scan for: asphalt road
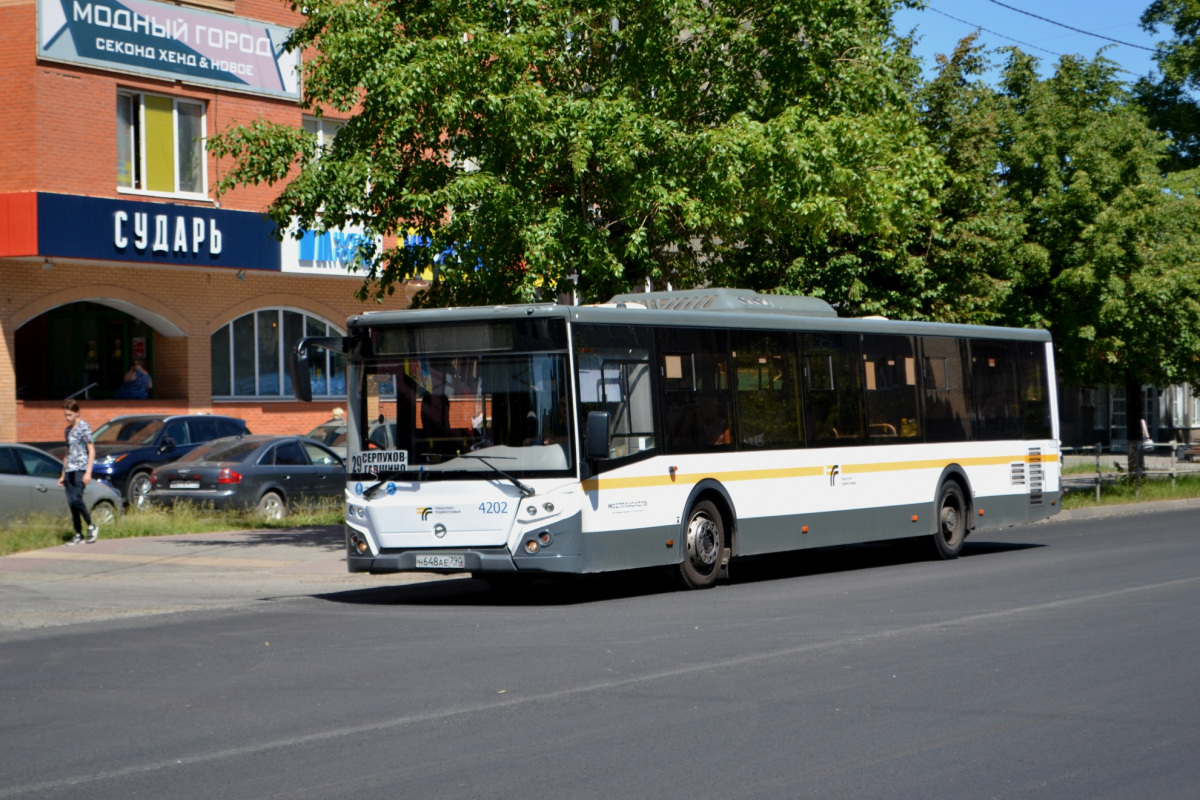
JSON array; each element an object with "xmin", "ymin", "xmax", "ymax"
[{"xmin": 2, "ymin": 507, "xmax": 1198, "ymax": 799}]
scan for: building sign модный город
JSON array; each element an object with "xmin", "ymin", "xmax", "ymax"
[{"xmin": 37, "ymin": 0, "xmax": 300, "ymax": 99}]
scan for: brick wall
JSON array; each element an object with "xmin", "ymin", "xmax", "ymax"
[
  {"xmin": 1, "ymin": 257, "xmax": 419, "ymax": 441},
  {"xmin": 0, "ymin": 0, "xmax": 339, "ymax": 211},
  {"xmin": 0, "ymin": 0, "xmax": 425, "ymax": 443},
  {"xmin": 153, "ymin": 333, "xmax": 190, "ymax": 400}
]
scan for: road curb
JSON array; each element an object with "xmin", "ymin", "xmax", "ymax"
[{"xmin": 1050, "ymin": 497, "xmax": 1200, "ymax": 523}]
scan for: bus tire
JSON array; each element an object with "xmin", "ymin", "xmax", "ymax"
[
  {"xmin": 674, "ymin": 500, "xmax": 724, "ymax": 589},
  {"xmin": 931, "ymin": 481, "xmax": 967, "ymax": 559}
]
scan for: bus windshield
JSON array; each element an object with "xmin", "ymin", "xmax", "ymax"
[{"xmin": 358, "ymin": 348, "xmax": 574, "ymax": 479}]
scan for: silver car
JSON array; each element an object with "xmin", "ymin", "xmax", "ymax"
[
  {"xmin": 0, "ymin": 443, "xmax": 123, "ymax": 526},
  {"xmin": 306, "ymin": 419, "xmax": 398, "ymax": 459}
]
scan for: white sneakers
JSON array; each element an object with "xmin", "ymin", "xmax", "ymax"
[{"xmin": 67, "ymin": 525, "xmax": 99, "ymax": 546}]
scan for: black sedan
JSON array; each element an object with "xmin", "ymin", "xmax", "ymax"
[{"xmin": 147, "ymin": 436, "xmax": 345, "ymax": 519}]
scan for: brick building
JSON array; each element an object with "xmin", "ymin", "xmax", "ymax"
[{"xmin": 0, "ymin": 0, "xmax": 417, "ymax": 444}]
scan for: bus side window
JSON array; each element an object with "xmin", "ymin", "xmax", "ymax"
[
  {"xmin": 731, "ymin": 331, "xmax": 802, "ymax": 449},
  {"xmin": 1017, "ymin": 342, "xmax": 1052, "ymax": 439},
  {"xmin": 802, "ymin": 333, "xmax": 865, "ymax": 447},
  {"xmin": 920, "ymin": 336, "xmax": 971, "ymax": 443},
  {"xmin": 861, "ymin": 334, "xmax": 920, "ymax": 441},
  {"xmin": 657, "ymin": 329, "xmax": 732, "ymax": 453},
  {"xmin": 970, "ymin": 339, "xmax": 1021, "ymax": 440},
  {"xmin": 573, "ymin": 324, "xmax": 657, "ymax": 468}
]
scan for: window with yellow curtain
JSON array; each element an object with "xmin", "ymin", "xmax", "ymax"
[{"xmin": 116, "ymin": 91, "xmax": 206, "ymax": 196}]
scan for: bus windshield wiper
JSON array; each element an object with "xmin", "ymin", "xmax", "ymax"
[
  {"xmin": 362, "ymin": 471, "xmax": 407, "ymax": 500},
  {"xmin": 456, "ymin": 455, "xmax": 535, "ymax": 497}
]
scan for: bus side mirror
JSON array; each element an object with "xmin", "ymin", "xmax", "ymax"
[
  {"xmin": 290, "ymin": 336, "xmax": 352, "ymax": 402},
  {"xmin": 290, "ymin": 340, "xmax": 314, "ymax": 402},
  {"xmin": 585, "ymin": 411, "xmax": 610, "ymax": 460}
]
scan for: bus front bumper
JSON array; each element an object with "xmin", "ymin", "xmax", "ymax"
[
  {"xmin": 350, "ymin": 547, "xmax": 517, "ymax": 575},
  {"xmin": 348, "ymin": 512, "xmax": 585, "ymax": 575}
]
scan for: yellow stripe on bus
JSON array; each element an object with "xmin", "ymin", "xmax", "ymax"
[
  {"xmin": 583, "ymin": 466, "xmax": 825, "ymax": 491},
  {"xmin": 581, "ymin": 452, "xmax": 1055, "ymax": 492}
]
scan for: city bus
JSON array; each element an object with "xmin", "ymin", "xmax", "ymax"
[{"xmin": 291, "ymin": 288, "xmax": 1060, "ymax": 589}]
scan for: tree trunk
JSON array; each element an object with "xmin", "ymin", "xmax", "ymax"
[{"xmin": 1125, "ymin": 374, "xmax": 1144, "ymax": 445}]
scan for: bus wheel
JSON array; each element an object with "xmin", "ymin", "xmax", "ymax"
[
  {"xmin": 675, "ymin": 500, "xmax": 724, "ymax": 589},
  {"xmin": 932, "ymin": 482, "xmax": 967, "ymax": 559}
]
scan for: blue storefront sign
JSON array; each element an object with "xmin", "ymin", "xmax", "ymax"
[{"xmin": 37, "ymin": 193, "xmax": 281, "ymax": 271}]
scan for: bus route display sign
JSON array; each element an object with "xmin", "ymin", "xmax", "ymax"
[{"xmin": 350, "ymin": 451, "xmax": 409, "ymax": 474}]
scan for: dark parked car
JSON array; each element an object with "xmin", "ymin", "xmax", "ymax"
[
  {"xmin": 0, "ymin": 443, "xmax": 123, "ymax": 526},
  {"xmin": 53, "ymin": 414, "xmax": 250, "ymax": 510},
  {"xmin": 147, "ymin": 435, "xmax": 345, "ymax": 520}
]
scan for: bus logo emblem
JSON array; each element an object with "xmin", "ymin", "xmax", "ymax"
[
  {"xmin": 433, "ymin": 524, "xmax": 447, "ymax": 538},
  {"xmin": 827, "ymin": 465, "xmax": 841, "ymax": 486},
  {"xmin": 419, "ymin": 507, "xmax": 433, "ymax": 520}
]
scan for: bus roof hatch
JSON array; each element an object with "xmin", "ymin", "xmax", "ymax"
[{"xmin": 604, "ymin": 288, "xmax": 837, "ymax": 318}]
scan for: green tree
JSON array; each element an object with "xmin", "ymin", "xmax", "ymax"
[
  {"xmin": 992, "ymin": 50, "xmax": 1200, "ymax": 440},
  {"xmin": 1135, "ymin": 0, "xmax": 1200, "ymax": 171},
  {"xmin": 210, "ymin": 0, "xmax": 942, "ymax": 308},
  {"xmin": 907, "ymin": 34, "xmax": 1029, "ymax": 325}
]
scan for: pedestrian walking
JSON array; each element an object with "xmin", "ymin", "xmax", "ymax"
[{"xmin": 59, "ymin": 398, "xmax": 99, "ymax": 545}]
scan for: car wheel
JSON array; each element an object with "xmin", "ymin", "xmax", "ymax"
[
  {"xmin": 90, "ymin": 500, "xmax": 118, "ymax": 526},
  {"xmin": 256, "ymin": 491, "xmax": 286, "ymax": 521},
  {"xmin": 127, "ymin": 472, "xmax": 152, "ymax": 511}
]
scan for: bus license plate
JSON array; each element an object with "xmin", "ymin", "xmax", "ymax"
[{"xmin": 415, "ymin": 554, "xmax": 465, "ymax": 569}]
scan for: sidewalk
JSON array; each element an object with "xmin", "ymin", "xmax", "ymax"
[
  {"xmin": 0, "ymin": 526, "xmax": 462, "ymax": 634},
  {"xmin": 2, "ymin": 498, "xmax": 1197, "ymax": 634}
]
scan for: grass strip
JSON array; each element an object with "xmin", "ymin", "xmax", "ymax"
[
  {"xmin": 0, "ymin": 498, "xmax": 344, "ymax": 556},
  {"xmin": 1061, "ymin": 473, "xmax": 1200, "ymax": 509}
]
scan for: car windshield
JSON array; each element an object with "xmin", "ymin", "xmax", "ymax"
[
  {"xmin": 93, "ymin": 418, "xmax": 163, "ymax": 445},
  {"xmin": 357, "ymin": 318, "xmax": 573, "ymax": 479},
  {"xmin": 177, "ymin": 439, "xmax": 260, "ymax": 463}
]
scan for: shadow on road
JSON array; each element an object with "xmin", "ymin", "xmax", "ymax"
[
  {"xmin": 156, "ymin": 525, "xmax": 345, "ymax": 551},
  {"xmin": 310, "ymin": 537, "xmax": 1045, "ymax": 608}
]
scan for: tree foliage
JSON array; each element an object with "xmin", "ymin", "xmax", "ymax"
[
  {"xmin": 988, "ymin": 50, "xmax": 1200, "ymax": 391},
  {"xmin": 910, "ymin": 38, "xmax": 1200, "ymax": 426},
  {"xmin": 1135, "ymin": 0, "xmax": 1200, "ymax": 170},
  {"xmin": 210, "ymin": 0, "xmax": 1200, "ymax": 429},
  {"xmin": 210, "ymin": 0, "xmax": 943, "ymax": 308}
]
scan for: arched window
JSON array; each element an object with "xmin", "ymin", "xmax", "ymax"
[{"xmin": 211, "ymin": 309, "xmax": 345, "ymax": 399}]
